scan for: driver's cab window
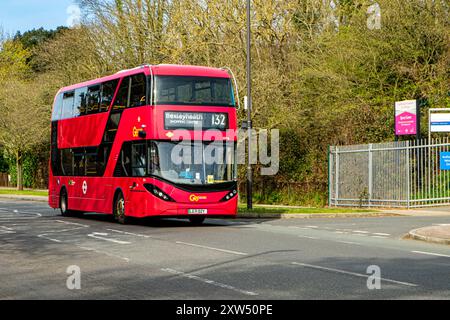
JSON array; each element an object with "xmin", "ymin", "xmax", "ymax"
[
  {"xmin": 148, "ymin": 142, "xmax": 160, "ymax": 176},
  {"xmin": 131, "ymin": 143, "xmax": 147, "ymax": 177}
]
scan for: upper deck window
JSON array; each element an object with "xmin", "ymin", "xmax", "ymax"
[
  {"xmin": 112, "ymin": 73, "xmax": 147, "ymax": 110},
  {"xmin": 51, "ymin": 93, "xmax": 63, "ymax": 121},
  {"xmin": 86, "ymin": 85, "xmax": 101, "ymax": 115},
  {"xmin": 155, "ymin": 76, "xmax": 234, "ymax": 107},
  {"xmin": 61, "ymin": 92, "xmax": 75, "ymax": 119}
]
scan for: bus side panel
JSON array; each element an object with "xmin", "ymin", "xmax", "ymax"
[
  {"xmin": 68, "ymin": 177, "xmax": 108, "ymax": 213},
  {"xmin": 48, "ymin": 175, "xmax": 59, "ymax": 209},
  {"xmin": 58, "ymin": 114, "xmax": 109, "ymax": 149},
  {"xmin": 126, "ymin": 190, "xmax": 149, "ymax": 218}
]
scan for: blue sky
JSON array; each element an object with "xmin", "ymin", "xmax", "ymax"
[{"xmin": 0, "ymin": 0, "xmax": 78, "ymax": 35}]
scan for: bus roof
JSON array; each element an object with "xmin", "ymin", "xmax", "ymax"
[{"xmin": 58, "ymin": 64, "xmax": 231, "ymax": 94}]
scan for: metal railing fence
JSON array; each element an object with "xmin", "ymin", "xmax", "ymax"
[{"xmin": 329, "ymin": 138, "xmax": 450, "ymax": 208}]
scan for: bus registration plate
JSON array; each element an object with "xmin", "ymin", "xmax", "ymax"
[{"xmin": 188, "ymin": 209, "xmax": 208, "ymax": 215}]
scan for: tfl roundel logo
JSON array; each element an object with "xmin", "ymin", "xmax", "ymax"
[{"xmin": 189, "ymin": 194, "xmax": 207, "ymax": 202}]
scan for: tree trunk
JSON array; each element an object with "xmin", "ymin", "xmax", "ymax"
[{"xmin": 16, "ymin": 150, "xmax": 23, "ymax": 191}]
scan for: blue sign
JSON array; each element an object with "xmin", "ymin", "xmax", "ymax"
[{"xmin": 440, "ymin": 152, "xmax": 450, "ymax": 170}]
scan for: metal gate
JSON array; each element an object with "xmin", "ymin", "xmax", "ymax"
[{"xmin": 329, "ymin": 138, "xmax": 450, "ymax": 208}]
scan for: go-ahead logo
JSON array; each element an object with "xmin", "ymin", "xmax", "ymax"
[{"xmin": 189, "ymin": 194, "xmax": 207, "ymax": 202}]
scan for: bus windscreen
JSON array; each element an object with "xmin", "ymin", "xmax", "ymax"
[{"xmin": 149, "ymin": 141, "xmax": 236, "ymax": 185}]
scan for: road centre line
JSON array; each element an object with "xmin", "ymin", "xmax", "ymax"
[
  {"xmin": 291, "ymin": 262, "xmax": 418, "ymax": 287},
  {"xmin": 161, "ymin": 268, "xmax": 258, "ymax": 296},
  {"xmin": 175, "ymin": 241, "xmax": 248, "ymax": 256}
]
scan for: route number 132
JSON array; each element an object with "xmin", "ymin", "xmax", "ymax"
[{"xmin": 212, "ymin": 114, "xmax": 226, "ymax": 127}]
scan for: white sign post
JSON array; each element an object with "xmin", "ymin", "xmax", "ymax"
[{"xmin": 429, "ymin": 108, "xmax": 450, "ymax": 141}]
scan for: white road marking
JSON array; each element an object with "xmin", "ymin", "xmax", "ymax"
[
  {"xmin": 292, "ymin": 262, "xmax": 418, "ymax": 287},
  {"xmin": 161, "ymin": 268, "xmax": 258, "ymax": 296},
  {"xmin": 55, "ymin": 220, "xmax": 89, "ymax": 228},
  {"xmin": 175, "ymin": 241, "xmax": 247, "ymax": 256},
  {"xmin": 107, "ymin": 229, "xmax": 152, "ymax": 238},
  {"xmin": 371, "ymin": 236, "xmax": 388, "ymax": 239},
  {"xmin": 353, "ymin": 230, "xmax": 370, "ymax": 234},
  {"xmin": 336, "ymin": 240, "xmax": 362, "ymax": 245},
  {"xmin": 37, "ymin": 225, "xmax": 87, "ymax": 242},
  {"xmin": 0, "ymin": 209, "xmax": 42, "ymax": 220},
  {"xmin": 78, "ymin": 246, "xmax": 130, "ymax": 262},
  {"xmin": 306, "ymin": 226, "xmax": 318, "ymax": 229},
  {"xmin": 298, "ymin": 235, "xmax": 319, "ymax": 240},
  {"xmin": 14, "ymin": 211, "xmax": 42, "ymax": 217},
  {"xmin": 0, "ymin": 227, "xmax": 15, "ymax": 234},
  {"xmin": 373, "ymin": 233, "xmax": 391, "ymax": 236},
  {"xmin": 334, "ymin": 231, "xmax": 346, "ymax": 234},
  {"xmin": 37, "ymin": 235, "xmax": 62, "ymax": 243},
  {"xmin": 87, "ymin": 232, "xmax": 131, "ymax": 245},
  {"xmin": 0, "ymin": 217, "xmax": 39, "ymax": 220},
  {"xmin": 412, "ymin": 251, "xmax": 450, "ymax": 258}
]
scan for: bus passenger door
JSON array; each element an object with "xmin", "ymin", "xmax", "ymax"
[{"xmin": 126, "ymin": 142, "xmax": 148, "ymax": 217}]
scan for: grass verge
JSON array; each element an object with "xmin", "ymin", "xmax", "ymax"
[{"xmin": 0, "ymin": 189, "xmax": 48, "ymax": 197}]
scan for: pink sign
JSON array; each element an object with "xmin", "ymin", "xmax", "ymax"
[
  {"xmin": 395, "ymin": 100, "xmax": 417, "ymax": 136},
  {"xmin": 395, "ymin": 112, "xmax": 417, "ymax": 135}
]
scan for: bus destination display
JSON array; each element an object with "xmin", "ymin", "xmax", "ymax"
[{"xmin": 164, "ymin": 112, "xmax": 228, "ymax": 130}]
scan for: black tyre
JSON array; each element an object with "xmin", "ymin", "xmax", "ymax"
[
  {"xmin": 189, "ymin": 216, "xmax": 206, "ymax": 225},
  {"xmin": 113, "ymin": 192, "xmax": 128, "ymax": 225},
  {"xmin": 60, "ymin": 189, "xmax": 74, "ymax": 217}
]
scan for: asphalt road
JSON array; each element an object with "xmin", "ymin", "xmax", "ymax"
[{"xmin": 1, "ymin": 199, "xmax": 450, "ymax": 300}]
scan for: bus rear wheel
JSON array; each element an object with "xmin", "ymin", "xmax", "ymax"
[
  {"xmin": 114, "ymin": 192, "xmax": 128, "ymax": 225},
  {"xmin": 189, "ymin": 216, "xmax": 206, "ymax": 226}
]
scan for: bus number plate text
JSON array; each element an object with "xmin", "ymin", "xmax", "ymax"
[{"xmin": 188, "ymin": 209, "xmax": 208, "ymax": 215}]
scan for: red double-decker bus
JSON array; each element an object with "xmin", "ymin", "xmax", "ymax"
[{"xmin": 48, "ymin": 65, "xmax": 238, "ymax": 225}]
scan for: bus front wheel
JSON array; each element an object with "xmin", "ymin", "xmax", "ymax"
[{"xmin": 114, "ymin": 192, "xmax": 129, "ymax": 225}]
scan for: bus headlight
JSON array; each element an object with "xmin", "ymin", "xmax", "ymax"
[{"xmin": 144, "ymin": 184, "xmax": 175, "ymax": 202}]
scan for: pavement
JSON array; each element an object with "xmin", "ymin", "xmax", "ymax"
[
  {"xmin": 408, "ymin": 225, "xmax": 450, "ymax": 245},
  {"xmin": 1, "ymin": 199, "xmax": 450, "ymax": 299}
]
